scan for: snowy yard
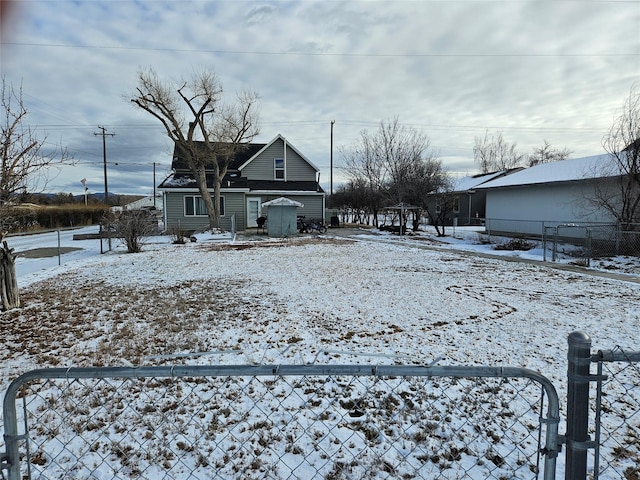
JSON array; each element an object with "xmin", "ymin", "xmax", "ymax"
[{"xmin": 1, "ymin": 226, "xmax": 639, "ymax": 478}]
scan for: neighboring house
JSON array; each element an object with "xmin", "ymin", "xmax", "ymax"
[
  {"xmin": 158, "ymin": 134, "xmax": 325, "ymax": 232},
  {"xmin": 110, "ymin": 194, "xmax": 163, "ymax": 214},
  {"xmin": 475, "ymin": 154, "xmax": 622, "ymax": 237},
  {"xmin": 124, "ymin": 194, "xmax": 163, "ymax": 212},
  {"xmin": 426, "ymin": 170, "xmax": 518, "ymax": 226}
]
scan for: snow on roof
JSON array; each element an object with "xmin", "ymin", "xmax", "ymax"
[
  {"xmin": 262, "ymin": 197, "xmax": 304, "ymax": 208},
  {"xmin": 476, "ymin": 154, "xmax": 620, "ymax": 189},
  {"xmin": 452, "ymin": 171, "xmax": 512, "ymax": 192},
  {"xmin": 158, "ymin": 173, "xmax": 195, "ymax": 188}
]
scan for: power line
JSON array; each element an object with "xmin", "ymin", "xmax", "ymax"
[
  {"xmin": 4, "ymin": 42, "xmax": 638, "ymax": 58},
  {"xmin": 31, "ymin": 123, "xmax": 161, "ymax": 129}
]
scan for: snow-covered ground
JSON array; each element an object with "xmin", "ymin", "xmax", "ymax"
[{"xmin": 1, "ymin": 225, "xmax": 639, "ymax": 478}]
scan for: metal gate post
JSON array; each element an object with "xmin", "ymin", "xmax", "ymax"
[
  {"xmin": 565, "ymin": 331, "xmax": 592, "ymax": 480},
  {"xmin": 2, "ymin": 396, "xmax": 21, "ymax": 480}
]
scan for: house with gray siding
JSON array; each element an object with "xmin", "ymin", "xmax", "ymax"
[
  {"xmin": 424, "ymin": 170, "xmax": 519, "ymax": 227},
  {"xmin": 476, "ymin": 154, "xmax": 624, "ymax": 237},
  {"xmin": 158, "ymin": 134, "xmax": 325, "ymax": 232}
]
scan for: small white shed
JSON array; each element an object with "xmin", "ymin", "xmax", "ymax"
[{"xmin": 262, "ymin": 197, "xmax": 303, "ymax": 237}]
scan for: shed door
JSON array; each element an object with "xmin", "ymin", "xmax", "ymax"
[{"xmin": 247, "ymin": 198, "xmax": 261, "ymax": 228}]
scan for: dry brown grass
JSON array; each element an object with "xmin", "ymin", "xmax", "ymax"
[{"xmin": 1, "ymin": 276, "xmax": 260, "ymax": 372}]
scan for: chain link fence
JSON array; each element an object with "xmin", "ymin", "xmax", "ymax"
[
  {"xmin": 2, "ymin": 365, "xmax": 560, "ymax": 480},
  {"xmin": 544, "ymin": 224, "xmax": 640, "ymax": 265},
  {"xmin": 591, "ymin": 347, "xmax": 640, "ymax": 480},
  {"xmin": 483, "ymin": 219, "xmax": 640, "ymax": 264}
]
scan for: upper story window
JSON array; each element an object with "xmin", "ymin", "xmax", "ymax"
[{"xmin": 274, "ymin": 158, "xmax": 285, "ymax": 180}]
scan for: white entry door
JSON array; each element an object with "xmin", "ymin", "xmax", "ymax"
[{"xmin": 247, "ymin": 198, "xmax": 261, "ymax": 227}]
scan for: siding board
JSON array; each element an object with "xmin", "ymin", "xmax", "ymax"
[{"xmin": 242, "ymin": 138, "xmax": 317, "ymax": 182}]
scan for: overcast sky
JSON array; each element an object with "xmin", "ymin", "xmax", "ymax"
[{"xmin": 1, "ymin": 0, "xmax": 639, "ymax": 197}]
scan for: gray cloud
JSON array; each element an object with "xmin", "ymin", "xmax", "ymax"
[{"xmin": 2, "ymin": 0, "xmax": 638, "ymax": 195}]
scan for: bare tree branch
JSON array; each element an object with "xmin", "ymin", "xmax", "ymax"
[
  {"xmin": 473, "ymin": 130, "xmax": 524, "ymax": 173},
  {"xmin": 130, "ymin": 68, "xmax": 259, "ymax": 229},
  {"xmin": 0, "ymin": 76, "xmax": 74, "ymax": 309},
  {"xmin": 528, "ymin": 140, "xmax": 572, "ymax": 167},
  {"xmin": 339, "ymin": 118, "xmax": 447, "ymax": 229},
  {"xmin": 1, "ymin": 77, "xmax": 72, "ymax": 206},
  {"xmin": 592, "ymin": 83, "xmax": 640, "ymax": 229}
]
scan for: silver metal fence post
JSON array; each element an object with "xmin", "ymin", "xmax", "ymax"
[
  {"xmin": 3, "ymin": 395, "xmax": 21, "ymax": 479},
  {"xmin": 566, "ymin": 331, "xmax": 592, "ymax": 480}
]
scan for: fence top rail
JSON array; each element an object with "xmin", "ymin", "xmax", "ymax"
[
  {"xmin": 2, "ymin": 363, "xmax": 562, "ymax": 477},
  {"xmin": 594, "ymin": 350, "xmax": 640, "ymax": 363},
  {"xmin": 4, "ymin": 363, "xmax": 559, "ymax": 412}
]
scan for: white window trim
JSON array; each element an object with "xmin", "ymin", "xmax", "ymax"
[{"xmin": 274, "ymin": 158, "xmax": 285, "ymax": 181}]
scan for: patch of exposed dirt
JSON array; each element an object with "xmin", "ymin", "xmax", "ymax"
[
  {"xmin": 203, "ymin": 237, "xmax": 354, "ymax": 251},
  {"xmin": 18, "ymin": 247, "xmax": 82, "ymax": 258}
]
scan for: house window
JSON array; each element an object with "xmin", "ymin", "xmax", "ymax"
[
  {"xmin": 184, "ymin": 195, "xmax": 225, "ymax": 216},
  {"xmin": 436, "ymin": 196, "xmax": 459, "ymax": 214},
  {"xmin": 274, "ymin": 158, "xmax": 284, "ymax": 180}
]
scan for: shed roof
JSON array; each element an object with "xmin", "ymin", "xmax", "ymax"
[{"xmin": 262, "ymin": 197, "xmax": 304, "ymax": 208}]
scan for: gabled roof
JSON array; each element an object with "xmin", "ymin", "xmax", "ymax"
[
  {"xmin": 170, "ymin": 134, "xmax": 320, "ymax": 173},
  {"xmin": 476, "ymin": 154, "xmax": 622, "ymax": 189},
  {"xmin": 171, "ymin": 142, "xmax": 266, "ymax": 171},
  {"xmin": 238, "ymin": 134, "xmax": 321, "ymax": 173},
  {"xmin": 262, "ymin": 197, "xmax": 304, "ymax": 208}
]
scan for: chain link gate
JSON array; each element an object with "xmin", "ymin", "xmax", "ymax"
[
  {"xmin": 564, "ymin": 333, "xmax": 640, "ymax": 480},
  {"xmin": 593, "ymin": 347, "xmax": 640, "ymax": 479},
  {"xmin": 2, "ymin": 364, "xmax": 560, "ymax": 479}
]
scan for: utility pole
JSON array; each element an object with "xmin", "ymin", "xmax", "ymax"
[
  {"xmin": 330, "ymin": 120, "xmax": 335, "ymax": 202},
  {"xmin": 153, "ymin": 162, "xmax": 157, "ymax": 208},
  {"xmin": 94, "ymin": 126, "xmax": 115, "ymax": 252},
  {"xmin": 94, "ymin": 126, "xmax": 115, "ymax": 205}
]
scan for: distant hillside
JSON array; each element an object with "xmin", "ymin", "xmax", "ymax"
[{"xmin": 29, "ymin": 193, "xmax": 145, "ymax": 206}]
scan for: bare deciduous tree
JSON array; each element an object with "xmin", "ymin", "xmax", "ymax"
[
  {"xmin": 424, "ymin": 182, "xmax": 456, "ymax": 237},
  {"xmin": 130, "ymin": 68, "xmax": 260, "ymax": 230},
  {"xmin": 473, "ymin": 130, "xmax": 524, "ymax": 173},
  {"xmin": 403, "ymin": 154, "xmax": 449, "ymax": 232},
  {"xmin": 528, "ymin": 140, "xmax": 572, "ymax": 167},
  {"xmin": 340, "ymin": 118, "xmax": 446, "ymax": 228},
  {"xmin": 1, "ymin": 76, "xmax": 71, "ymax": 221},
  {"xmin": 340, "ymin": 128, "xmax": 386, "ymax": 226},
  {"xmin": 1, "ymin": 76, "xmax": 72, "ymax": 310},
  {"xmin": 591, "ymin": 84, "xmax": 640, "ymax": 229}
]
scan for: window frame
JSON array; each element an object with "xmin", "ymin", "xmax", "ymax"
[
  {"xmin": 274, "ymin": 158, "xmax": 285, "ymax": 180},
  {"xmin": 452, "ymin": 195, "xmax": 460, "ymax": 213},
  {"xmin": 184, "ymin": 195, "xmax": 225, "ymax": 217}
]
